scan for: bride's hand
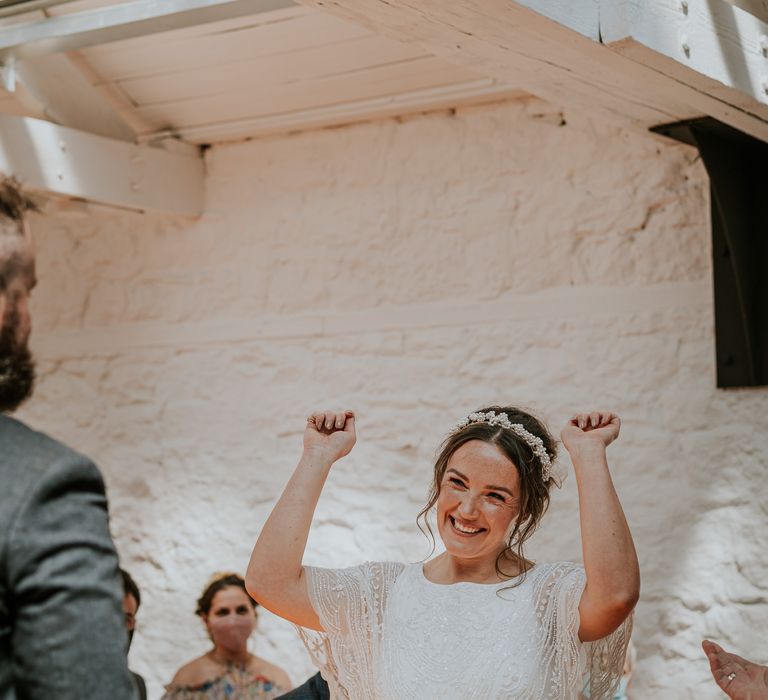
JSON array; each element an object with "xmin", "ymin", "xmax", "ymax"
[
  {"xmin": 304, "ymin": 410, "xmax": 356, "ymax": 463},
  {"xmin": 560, "ymin": 411, "xmax": 620, "ymax": 455}
]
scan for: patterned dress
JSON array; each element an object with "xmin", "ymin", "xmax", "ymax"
[
  {"xmin": 297, "ymin": 561, "xmax": 632, "ymax": 700},
  {"xmin": 162, "ymin": 665, "xmax": 286, "ymax": 700}
]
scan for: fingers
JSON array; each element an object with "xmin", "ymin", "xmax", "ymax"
[
  {"xmin": 713, "ymin": 660, "xmax": 744, "ymax": 691},
  {"xmin": 308, "ymin": 411, "xmax": 327, "ymax": 430},
  {"xmin": 307, "ymin": 410, "xmax": 355, "ymax": 432},
  {"xmin": 703, "ymin": 639, "xmax": 726, "ymax": 656},
  {"xmin": 702, "ymin": 640, "xmax": 721, "ymax": 665},
  {"xmin": 702, "ymin": 641, "xmax": 750, "ymax": 689},
  {"xmin": 571, "ymin": 412, "xmax": 619, "ymax": 430},
  {"xmin": 571, "ymin": 413, "xmax": 595, "ymax": 429}
]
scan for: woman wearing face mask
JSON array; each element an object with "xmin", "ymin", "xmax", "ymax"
[
  {"xmin": 246, "ymin": 407, "xmax": 640, "ymax": 699},
  {"xmin": 162, "ymin": 573, "xmax": 291, "ymax": 699}
]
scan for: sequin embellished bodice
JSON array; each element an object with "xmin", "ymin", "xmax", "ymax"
[
  {"xmin": 297, "ymin": 560, "xmax": 631, "ymax": 700},
  {"xmin": 379, "ymin": 563, "xmax": 541, "ymax": 698}
]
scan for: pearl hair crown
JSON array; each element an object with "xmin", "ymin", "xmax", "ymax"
[{"xmin": 454, "ymin": 411, "xmax": 553, "ymax": 482}]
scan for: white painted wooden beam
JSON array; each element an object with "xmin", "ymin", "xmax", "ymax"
[
  {"xmin": 0, "ymin": 114, "xmax": 204, "ymax": 215},
  {"xmin": 294, "ymin": 0, "xmax": 768, "ymax": 141},
  {"xmin": 0, "ymin": 0, "xmax": 296, "ymax": 60},
  {"xmin": 602, "ymin": 0, "xmax": 768, "ymax": 124},
  {"xmin": 15, "ymin": 54, "xmax": 137, "ymax": 141}
]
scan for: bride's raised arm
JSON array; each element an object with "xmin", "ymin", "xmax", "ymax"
[
  {"xmin": 245, "ymin": 410, "xmax": 355, "ymax": 631},
  {"xmin": 561, "ymin": 412, "xmax": 640, "ymax": 642}
]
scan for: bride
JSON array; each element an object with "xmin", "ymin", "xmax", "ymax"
[{"xmin": 246, "ymin": 406, "xmax": 639, "ymax": 699}]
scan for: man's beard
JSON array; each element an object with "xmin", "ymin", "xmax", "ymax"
[{"xmin": 0, "ymin": 303, "xmax": 35, "ymax": 413}]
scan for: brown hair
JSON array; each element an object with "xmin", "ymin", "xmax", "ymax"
[
  {"xmin": 0, "ymin": 177, "xmax": 38, "ymax": 225},
  {"xmin": 417, "ymin": 405, "xmax": 558, "ymax": 585},
  {"xmin": 0, "ymin": 177, "xmax": 38, "ymax": 293},
  {"xmin": 120, "ymin": 568, "xmax": 141, "ymax": 608},
  {"xmin": 195, "ymin": 573, "xmax": 258, "ymax": 617}
]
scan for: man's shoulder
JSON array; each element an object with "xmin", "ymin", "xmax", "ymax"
[
  {"xmin": 0, "ymin": 415, "xmax": 101, "ymax": 533},
  {"xmin": 0, "ymin": 414, "xmax": 88, "ymax": 473}
]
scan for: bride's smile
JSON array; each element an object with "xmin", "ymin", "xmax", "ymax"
[{"xmin": 436, "ymin": 440, "xmax": 521, "ymax": 566}]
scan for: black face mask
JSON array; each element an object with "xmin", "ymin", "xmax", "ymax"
[
  {"xmin": 126, "ymin": 628, "xmax": 134, "ymax": 653},
  {"xmin": 0, "ymin": 299, "xmax": 35, "ymax": 413}
]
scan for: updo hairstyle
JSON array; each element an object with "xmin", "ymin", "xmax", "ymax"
[{"xmin": 417, "ymin": 405, "xmax": 558, "ymax": 582}]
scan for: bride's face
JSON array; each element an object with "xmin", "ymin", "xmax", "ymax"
[{"xmin": 436, "ymin": 440, "xmax": 521, "ymax": 562}]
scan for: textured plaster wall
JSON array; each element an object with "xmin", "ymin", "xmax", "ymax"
[{"xmin": 18, "ymin": 97, "xmax": 768, "ymax": 699}]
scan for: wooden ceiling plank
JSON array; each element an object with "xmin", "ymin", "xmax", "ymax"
[
  {"xmin": 0, "ymin": 0, "xmax": 297, "ymax": 60},
  {"xmin": 132, "ymin": 57, "xmax": 494, "ymax": 126},
  {"xmin": 74, "ymin": 5, "xmax": 308, "ymax": 53},
  {"xmin": 116, "ymin": 35, "xmax": 430, "ymax": 105},
  {"xmin": 79, "ymin": 11, "xmax": 371, "ymax": 81}
]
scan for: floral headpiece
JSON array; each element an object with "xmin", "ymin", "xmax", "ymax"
[{"xmin": 454, "ymin": 411, "xmax": 553, "ymax": 482}]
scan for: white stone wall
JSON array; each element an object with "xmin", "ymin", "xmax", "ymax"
[{"xmin": 18, "ymin": 97, "xmax": 768, "ymax": 699}]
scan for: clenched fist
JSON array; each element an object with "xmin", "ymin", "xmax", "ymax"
[
  {"xmin": 304, "ymin": 410, "xmax": 356, "ymax": 463},
  {"xmin": 560, "ymin": 411, "xmax": 620, "ymax": 456}
]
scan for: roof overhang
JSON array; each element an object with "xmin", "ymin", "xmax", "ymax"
[{"xmin": 291, "ymin": 0, "xmax": 768, "ymax": 143}]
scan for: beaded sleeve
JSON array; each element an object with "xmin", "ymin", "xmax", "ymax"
[
  {"xmin": 296, "ymin": 561, "xmax": 405, "ymax": 700},
  {"xmin": 537, "ymin": 563, "xmax": 633, "ymax": 700}
]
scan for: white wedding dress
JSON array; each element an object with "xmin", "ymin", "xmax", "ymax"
[{"xmin": 297, "ymin": 561, "xmax": 631, "ymax": 700}]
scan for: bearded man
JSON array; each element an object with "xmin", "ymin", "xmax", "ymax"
[{"xmin": 0, "ymin": 177, "xmax": 136, "ymax": 700}]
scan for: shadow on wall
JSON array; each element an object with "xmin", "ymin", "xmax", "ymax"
[{"xmin": 637, "ymin": 388, "xmax": 768, "ymax": 698}]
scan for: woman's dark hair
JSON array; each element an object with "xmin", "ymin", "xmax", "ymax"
[
  {"xmin": 417, "ymin": 405, "xmax": 558, "ymax": 586},
  {"xmin": 196, "ymin": 573, "xmax": 258, "ymax": 617},
  {"xmin": 120, "ymin": 568, "xmax": 141, "ymax": 608}
]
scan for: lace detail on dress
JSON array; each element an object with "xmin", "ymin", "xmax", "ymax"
[
  {"xmin": 297, "ymin": 561, "xmax": 631, "ymax": 700},
  {"xmin": 533, "ymin": 563, "xmax": 633, "ymax": 699},
  {"xmin": 297, "ymin": 562, "xmax": 405, "ymax": 700}
]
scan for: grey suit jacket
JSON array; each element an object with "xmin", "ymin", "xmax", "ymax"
[{"xmin": 0, "ymin": 415, "xmax": 137, "ymax": 700}]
